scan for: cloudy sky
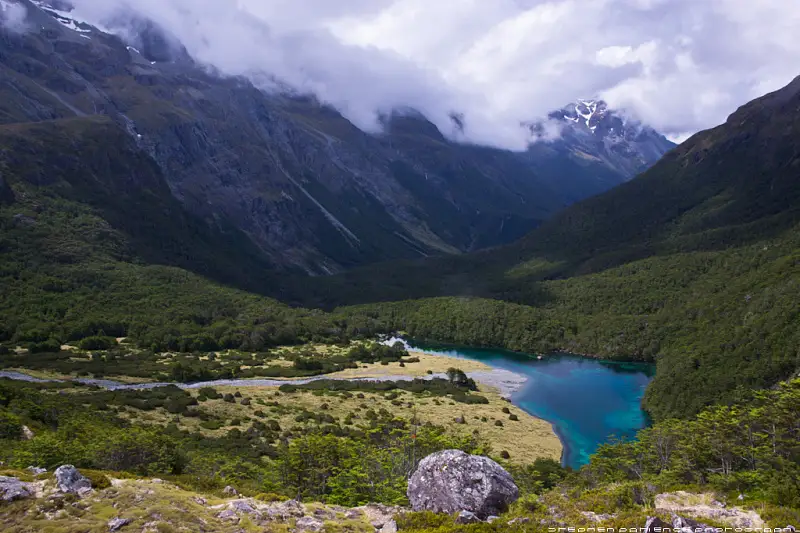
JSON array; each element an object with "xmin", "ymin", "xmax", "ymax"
[{"xmin": 38, "ymin": 0, "xmax": 800, "ymax": 148}]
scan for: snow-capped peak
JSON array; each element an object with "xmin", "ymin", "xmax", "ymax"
[
  {"xmin": 575, "ymin": 99, "xmax": 603, "ymax": 132},
  {"xmin": 30, "ymin": 0, "xmax": 104, "ymax": 36}
]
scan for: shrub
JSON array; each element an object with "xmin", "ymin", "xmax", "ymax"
[
  {"xmin": 77, "ymin": 336, "xmax": 118, "ymax": 351},
  {"xmin": 255, "ymin": 492, "xmax": 288, "ymax": 503},
  {"xmin": 83, "ymin": 470, "xmax": 112, "ymax": 490},
  {"xmin": 396, "ymin": 512, "xmax": 451, "ymax": 531},
  {"xmin": 500, "ymin": 451, "xmax": 511, "ymax": 460},
  {"xmin": 494, "ymin": 420, "xmax": 503, "ymax": 427},
  {"xmin": 502, "ymin": 407, "xmax": 511, "ymax": 414},
  {"xmin": 197, "ymin": 387, "xmax": 221, "ymax": 400},
  {"xmin": 509, "ymin": 414, "xmax": 519, "ymax": 421},
  {"xmin": 0, "ymin": 411, "xmax": 23, "ymax": 440}
]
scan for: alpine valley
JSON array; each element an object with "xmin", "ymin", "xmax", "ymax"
[{"xmin": 0, "ymin": 1, "xmax": 798, "ymax": 532}]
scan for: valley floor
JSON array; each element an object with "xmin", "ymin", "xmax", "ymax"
[{"xmin": 0, "ymin": 347, "xmax": 562, "ymax": 465}]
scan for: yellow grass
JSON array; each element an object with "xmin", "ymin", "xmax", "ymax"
[{"xmin": 191, "ymin": 382, "xmax": 561, "ymax": 464}]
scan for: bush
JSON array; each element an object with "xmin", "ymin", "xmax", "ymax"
[
  {"xmin": 28, "ymin": 339, "xmax": 61, "ymax": 354},
  {"xmin": 0, "ymin": 411, "xmax": 23, "ymax": 440},
  {"xmin": 82, "ymin": 470, "xmax": 112, "ymax": 490},
  {"xmin": 509, "ymin": 414, "xmax": 519, "ymax": 421},
  {"xmin": 77, "ymin": 336, "xmax": 118, "ymax": 351},
  {"xmin": 255, "ymin": 492, "xmax": 288, "ymax": 503},
  {"xmin": 502, "ymin": 407, "xmax": 510, "ymax": 414},
  {"xmin": 197, "ymin": 387, "xmax": 221, "ymax": 400},
  {"xmin": 494, "ymin": 420, "xmax": 503, "ymax": 427}
]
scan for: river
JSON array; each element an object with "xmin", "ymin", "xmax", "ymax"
[
  {"xmin": 1, "ymin": 340, "xmax": 654, "ymax": 468},
  {"xmin": 397, "ymin": 339, "xmax": 655, "ymax": 469}
]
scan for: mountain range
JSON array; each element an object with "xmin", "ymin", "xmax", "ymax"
[
  {"xmin": 0, "ymin": 0, "xmax": 673, "ymax": 275},
  {"xmin": 3, "ymin": 0, "xmax": 799, "ymax": 422}
]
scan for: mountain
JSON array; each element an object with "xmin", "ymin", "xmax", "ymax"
[
  {"xmin": 522, "ymin": 99, "xmax": 675, "ymax": 203},
  {"xmin": 0, "ymin": 0, "xmax": 673, "ymax": 275},
  {"xmin": 302, "ymin": 75, "xmax": 800, "ymax": 420}
]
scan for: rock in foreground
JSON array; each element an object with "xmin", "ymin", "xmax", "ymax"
[
  {"xmin": 407, "ymin": 450, "xmax": 519, "ymax": 519},
  {"xmin": 54, "ymin": 465, "xmax": 92, "ymax": 494},
  {"xmin": 0, "ymin": 476, "xmax": 34, "ymax": 502}
]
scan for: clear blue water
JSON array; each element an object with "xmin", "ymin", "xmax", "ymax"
[{"xmin": 408, "ymin": 340, "xmax": 655, "ymax": 469}]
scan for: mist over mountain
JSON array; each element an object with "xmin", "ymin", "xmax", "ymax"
[{"xmin": 0, "ymin": 0, "xmax": 675, "ymax": 274}]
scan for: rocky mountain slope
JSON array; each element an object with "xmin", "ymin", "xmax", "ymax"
[{"xmin": 0, "ymin": 0, "xmax": 673, "ymax": 275}]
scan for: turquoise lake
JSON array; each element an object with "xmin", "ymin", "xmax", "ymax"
[{"xmin": 407, "ymin": 340, "xmax": 655, "ymax": 469}]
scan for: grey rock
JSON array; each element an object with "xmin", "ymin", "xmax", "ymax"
[
  {"xmin": 357, "ymin": 503, "xmax": 401, "ymax": 529},
  {"xmin": 216, "ymin": 509, "xmax": 240, "ymax": 523},
  {"xmin": 407, "ymin": 449, "xmax": 519, "ymax": 519},
  {"xmin": 295, "ymin": 516, "xmax": 325, "ymax": 532},
  {"xmin": 486, "ymin": 516, "xmax": 499, "ymax": 523},
  {"xmin": 21, "ymin": 426, "xmax": 34, "ymax": 440},
  {"xmin": 108, "ymin": 517, "xmax": 132, "ymax": 531},
  {"xmin": 0, "ymin": 476, "xmax": 34, "ymax": 502},
  {"xmin": 380, "ymin": 519, "xmax": 398, "ymax": 533},
  {"xmin": 313, "ymin": 508, "xmax": 336, "ymax": 520},
  {"xmin": 222, "ymin": 485, "xmax": 238, "ymax": 496},
  {"xmin": 344, "ymin": 509, "xmax": 363, "ymax": 520},
  {"xmin": 672, "ymin": 514, "xmax": 717, "ymax": 532},
  {"xmin": 455, "ymin": 510, "xmax": 480, "ymax": 524},
  {"xmin": 54, "ymin": 465, "xmax": 92, "ymax": 494},
  {"xmin": 267, "ymin": 499, "xmax": 306, "ymax": 521},
  {"xmin": 645, "ymin": 516, "xmax": 670, "ymax": 533},
  {"xmin": 27, "ymin": 466, "xmax": 47, "ymax": 475},
  {"xmin": 230, "ymin": 499, "xmax": 258, "ymax": 516},
  {"xmin": 508, "ymin": 517, "xmax": 530, "ymax": 525}
]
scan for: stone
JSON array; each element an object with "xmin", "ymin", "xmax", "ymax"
[
  {"xmin": 583, "ymin": 511, "xmax": 614, "ymax": 523},
  {"xmin": 407, "ymin": 450, "xmax": 519, "ymax": 519},
  {"xmin": 54, "ymin": 465, "xmax": 92, "ymax": 494},
  {"xmin": 313, "ymin": 508, "xmax": 336, "ymax": 520},
  {"xmin": 380, "ymin": 519, "xmax": 398, "ymax": 533},
  {"xmin": 486, "ymin": 516, "xmax": 499, "ymax": 523},
  {"xmin": 27, "ymin": 466, "xmax": 47, "ymax": 475},
  {"xmin": 267, "ymin": 499, "xmax": 306, "ymax": 521},
  {"xmin": 508, "ymin": 517, "xmax": 530, "ymax": 525},
  {"xmin": 672, "ymin": 514, "xmax": 716, "ymax": 532},
  {"xmin": 21, "ymin": 425, "xmax": 34, "ymax": 440},
  {"xmin": 230, "ymin": 499, "xmax": 259, "ymax": 516},
  {"xmin": 222, "ymin": 485, "xmax": 238, "ymax": 496},
  {"xmin": 644, "ymin": 516, "xmax": 670, "ymax": 533},
  {"xmin": 0, "ymin": 476, "xmax": 34, "ymax": 502},
  {"xmin": 216, "ymin": 509, "xmax": 240, "ymax": 523},
  {"xmin": 108, "ymin": 517, "xmax": 132, "ymax": 531},
  {"xmin": 357, "ymin": 504, "xmax": 400, "ymax": 529},
  {"xmin": 455, "ymin": 510, "xmax": 480, "ymax": 524},
  {"xmin": 295, "ymin": 516, "xmax": 325, "ymax": 532},
  {"xmin": 344, "ymin": 509, "xmax": 363, "ymax": 520}
]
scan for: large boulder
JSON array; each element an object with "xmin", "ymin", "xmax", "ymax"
[
  {"xmin": 54, "ymin": 465, "xmax": 92, "ymax": 494},
  {"xmin": 0, "ymin": 476, "xmax": 34, "ymax": 502},
  {"xmin": 407, "ymin": 450, "xmax": 519, "ymax": 519}
]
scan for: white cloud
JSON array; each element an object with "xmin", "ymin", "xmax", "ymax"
[
  {"xmin": 63, "ymin": 0, "xmax": 800, "ymax": 149},
  {"xmin": 0, "ymin": 0, "xmax": 29, "ymax": 32}
]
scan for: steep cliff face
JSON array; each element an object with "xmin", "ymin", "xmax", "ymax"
[{"xmin": 0, "ymin": 0, "xmax": 674, "ymax": 274}]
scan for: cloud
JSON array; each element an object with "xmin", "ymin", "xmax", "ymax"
[
  {"xmin": 64, "ymin": 0, "xmax": 800, "ymax": 149},
  {"xmin": 0, "ymin": 0, "xmax": 29, "ymax": 32}
]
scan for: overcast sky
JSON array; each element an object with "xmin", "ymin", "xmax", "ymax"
[{"xmin": 48, "ymin": 0, "xmax": 800, "ymax": 148}]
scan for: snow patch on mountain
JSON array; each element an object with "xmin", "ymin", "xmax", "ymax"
[{"xmin": 30, "ymin": 0, "xmax": 107, "ymax": 34}]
